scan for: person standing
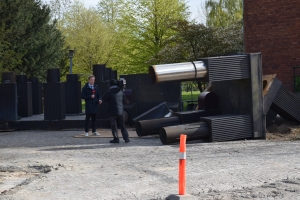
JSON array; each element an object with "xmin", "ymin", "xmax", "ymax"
[
  {"xmin": 102, "ymin": 79, "xmax": 130, "ymax": 143},
  {"xmin": 81, "ymin": 75, "xmax": 102, "ymax": 136}
]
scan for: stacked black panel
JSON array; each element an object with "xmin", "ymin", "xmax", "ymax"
[
  {"xmin": 1, "ymin": 72, "xmax": 16, "ymax": 84},
  {"xmin": 93, "ymin": 64, "xmax": 106, "ymax": 82},
  {"xmin": 0, "ymin": 83, "xmax": 18, "ymax": 121},
  {"xmin": 271, "ymin": 84, "xmax": 300, "ymax": 123},
  {"xmin": 28, "ymin": 77, "xmax": 43, "ymax": 114},
  {"xmin": 44, "ymin": 69, "xmax": 65, "ymax": 120},
  {"xmin": 95, "ymin": 81, "xmax": 110, "ymax": 119},
  {"xmin": 201, "ymin": 114, "xmax": 253, "ymax": 142},
  {"xmin": 105, "ymin": 68, "xmax": 112, "ymax": 81},
  {"xmin": 16, "ymin": 75, "xmax": 33, "ymax": 117},
  {"xmin": 65, "ymin": 74, "xmax": 82, "ymax": 114},
  {"xmin": 111, "ymin": 70, "xmax": 118, "ymax": 80}
]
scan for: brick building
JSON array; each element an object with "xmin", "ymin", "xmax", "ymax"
[{"xmin": 244, "ymin": 0, "xmax": 300, "ymax": 92}]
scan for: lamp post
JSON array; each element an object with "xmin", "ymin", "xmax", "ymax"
[{"xmin": 68, "ymin": 49, "xmax": 75, "ymax": 74}]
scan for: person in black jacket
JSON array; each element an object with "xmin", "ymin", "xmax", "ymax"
[
  {"xmin": 81, "ymin": 75, "xmax": 102, "ymax": 136},
  {"xmin": 102, "ymin": 79, "xmax": 130, "ymax": 143}
]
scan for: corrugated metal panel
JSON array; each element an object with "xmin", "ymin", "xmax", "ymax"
[
  {"xmin": 174, "ymin": 109, "xmax": 221, "ymax": 124},
  {"xmin": 0, "ymin": 84, "xmax": 18, "ymax": 121},
  {"xmin": 207, "ymin": 55, "xmax": 250, "ymax": 82},
  {"xmin": 133, "ymin": 102, "xmax": 170, "ymax": 122},
  {"xmin": 271, "ymin": 85, "xmax": 300, "ymax": 123},
  {"xmin": 201, "ymin": 114, "xmax": 253, "ymax": 142},
  {"xmin": 17, "ymin": 82, "xmax": 33, "ymax": 117},
  {"xmin": 30, "ymin": 81, "xmax": 43, "ymax": 115},
  {"xmin": 96, "ymin": 81, "xmax": 110, "ymax": 119},
  {"xmin": 65, "ymin": 81, "xmax": 82, "ymax": 114},
  {"xmin": 44, "ymin": 83, "xmax": 66, "ymax": 120}
]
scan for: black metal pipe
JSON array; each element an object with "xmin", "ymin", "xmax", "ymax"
[
  {"xmin": 135, "ymin": 116, "xmax": 181, "ymax": 137},
  {"xmin": 159, "ymin": 122, "xmax": 210, "ymax": 145}
]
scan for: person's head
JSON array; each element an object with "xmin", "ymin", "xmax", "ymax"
[
  {"xmin": 110, "ymin": 79, "xmax": 118, "ymax": 86},
  {"xmin": 88, "ymin": 75, "xmax": 95, "ymax": 85}
]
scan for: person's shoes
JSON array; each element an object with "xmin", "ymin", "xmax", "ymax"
[
  {"xmin": 110, "ymin": 139, "xmax": 119, "ymax": 143},
  {"xmin": 125, "ymin": 139, "xmax": 130, "ymax": 143},
  {"xmin": 93, "ymin": 132, "xmax": 100, "ymax": 136},
  {"xmin": 85, "ymin": 132, "xmax": 89, "ymax": 137}
]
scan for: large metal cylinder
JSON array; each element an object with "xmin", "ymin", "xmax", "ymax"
[
  {"xmin": 149, "ymin": 61, "xmax": 207, "ymax": 83},
  {"xmin": 159, "ymin": 122, "xmax": 210, "ymax": 145},
  {"xmin": 135, "ymin": 116, "xmax": 181, "ymax": 137}
]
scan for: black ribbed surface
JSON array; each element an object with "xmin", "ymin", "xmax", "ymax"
[
  {"xmin": 16, "ymin": 75, "xmax": 28, "ymax": 83},
  {"xmin": 65, "ymin": 81, "xmax": 82, "ymax": 114},
  {"xmin": 174, "ymin": 109, "xmax": 221, "ymax": 124},
  {"xmin": 201, "ymin": 114, "xmax": 253, "ymax": 142},
  {"xmin": 105, "ymin": 68, "xmax": 112, "ymax": 81},
  {"xmin": 271, "ymin": 84, "xmax": 300, "ymax": 123},
  {"xmin": 67, "ymin": 74, "xmax": 79, "ymax": 82},
  {"xmin": 1, "ymin": 72, "xmax": 16, "ymax": 83},
  {"xmin": 43, "ymin": 83, "xmax": 65, "ymax": 120},
  {"xmin": 47, "ymin": 69, "xmax": 60, "ymax": 83},
  {"xmin": 30, "ymin": 81, "xmax": 43, "ymax": 115},
  {"xmin": 132, "ymin": 102, "xmax": 170, "ymax": 122},
  {"xmin": 93, "ymin": 64, "xmax": 106, "ymax": 82},
  {"xmin": 111, "ymin": 70, "xmax": 118, "ymax": 80},
  {"xmin": 0, "ymin": 84, "xmax": 18, "ymax": 121},
  {"xmin": 96, "ymin": 81, "xmax": 110, "ymax": 119},
  {"xmin": 17, "ymin": 82, "xmax": 33, "ymax": 117},
  {"xmin": 206, "ymin": 55, "xmax": 250, "ymax": 82}
]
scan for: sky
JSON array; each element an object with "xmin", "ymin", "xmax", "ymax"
[{"xmin": 83, "ymin": 0, "xmax": 207, "ymax": 23}]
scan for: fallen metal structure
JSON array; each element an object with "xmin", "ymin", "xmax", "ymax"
[
  {"xmin": 263, "ymin": 74, "xmax": 300, "ymax": 123},
  {"xmin": 135, "ymin": 109, "xmax": 221, "ymax": 137},
  {"xmin": 141, "ymin": 53, "xmax": 265, "ymax": 144}
]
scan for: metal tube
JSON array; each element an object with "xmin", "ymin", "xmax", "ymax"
[
  {"xmin": 159, "ymin": 122, "xmax": 210, "ymax": 145},
  {"xmin": 149, "ymin": 61, "xmax": 207, "ymax": 83},
  {"xmin": 135, "ymin": 116, "xmax": 181, "ymax": 137}
]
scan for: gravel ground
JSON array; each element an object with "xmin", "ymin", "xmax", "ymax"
[{"xmin": 1, "ymin": 130, "xmax": 300, "ymax": 200}]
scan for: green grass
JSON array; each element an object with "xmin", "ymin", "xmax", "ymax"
[
  {"xmin": 82, "ymin": 100, "xmax": 85, "ymax": 112},
  {"xmin": 181, "ymin": 90, "xmax": 200, "ymax": 110}
]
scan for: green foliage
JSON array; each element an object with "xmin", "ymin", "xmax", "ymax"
[
  {"xmin": 149, "ymin": 19, "xmax": 243, "ymax": 91},
  {"xmin": 150, "ymin": 19, "xmax": 243, "ymax": 63},
  {"xmin": 59, "ymin": 1, "xmax": 118, "ymax": 77},
  {"xmin": 0, "ymin": 0, "xmax": 66, "ymax": 81},
  {"xmin": 181, "ymin": 90, "xmax": 200, "ymax": 110},
  {"xmin": 112, "ymin": 0, "xmax": 190, "ymax": 74},
  {"xmin": 205, "ymin": 0, "xmax": 243, "ymax": 28}
]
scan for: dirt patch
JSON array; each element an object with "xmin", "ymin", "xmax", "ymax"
[
  {"xmin": 0, "ymin": 165, "xmax": 53, "ymax": 195},
  {"xmin": 266, "ymin": 119, "xmax": 300, "ymax": 141}
]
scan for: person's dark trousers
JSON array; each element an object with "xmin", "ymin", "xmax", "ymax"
[
  {"xmin": 109, "ymin": 115, "xmax": 129, "ymax": 141},
  {"xmin": 85, "ymin": 113, "xmax": 97, "ymax": 133}
]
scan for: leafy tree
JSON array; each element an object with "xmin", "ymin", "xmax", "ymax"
[
  {"xmin": 97, "ymin": 0, "xmax": 123, "ymax": 24},
  {"xmin": 59, "ymin": 1, "xmax": 118, "ymax": 77},
  {"xmin": 113, "ymin": 0, "xmax": 190, "ymax": 74},
  {"xmin": 205, "ymin": 0, "xmax": 243, "ymax": 27},
  {"xmin": 0, "ymin": 0, "xmax": 66, "ymax": 81}
]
